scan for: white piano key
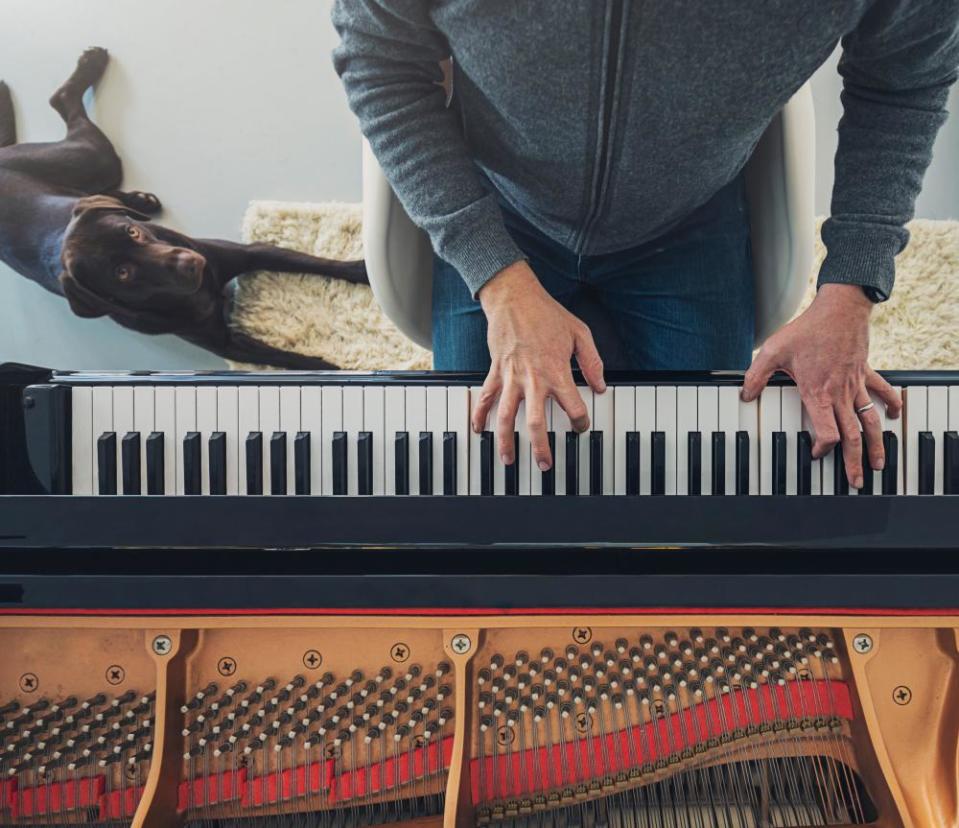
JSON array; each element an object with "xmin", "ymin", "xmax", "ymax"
[
  {"xmin": 301, "ymin": 386, "xmax": 323, "ymax": 495},
  {"xmin": 364, "ymin": 385, "xmax": 385, "ymax": 495},
  {"xmin": 406, "ymin": 386, "xmax": 426, "ymax": 496},
  {"xmin": 551, "ymin": 397, "xmax": 569, "ymax": 496},
  {"xmin": 800, "ymin": 400, "xmax": 822, "ymax": 495},
  {"xmin": 928, "ymin": 385, "xmax": 948, "ymax": 496},
  {"xmin": 613, "ymin": 386, "xmax": 636, "ymax": 496},
  {"xmin": 718, "ymin": 387, "xmax": 739, "ymax": 496},
  {"xmin": 594, "ymin": 390, "xmax": 614, "ymax": 495},
  {"xmin": 578, "ymin": 387, "xmax": 591, "ymax": 495},
  {"xmin": 259, "ymin": 386, "xmax": 281, "ymax": 495},
  {"xmin": 759, "ymin": 386, "xmax": 781, "ymax": 495},
  {"xmin": 385, "ymin": 386, "xmax": 406, "ymax": 496},
  {"xmin": 866, "ymin": 387, "xmax": 894, "ymax": 494},
  {"xmin": 655, "ymin": 386, "xmax": 677, "ymax": 495},
  {"xmin": 738, "ymin": 393, "xmax": 759, "ymax": 495},
  {"xmin": 781, "ymin": 386, "xmax": 802, "ymax": 496},
  {"xmin": 196, "ymin": 387, "xmax": 217, "ymax": 496},
  {"xmin": 280, "ymin": 386, "xmax": 301, "ymax": 496},
  {"xmin": 531, "ymin": 396, "xmax": 552, "ymax": 496},
  {"xmin": 343, "ymin": 386, "xmax": 364, "ymax": 497},
  {"xmin": 112, "ymin": 387, "xmax": 134, "ymax": 492},
  {"xmin": 636, "ymin": 386, "xmax": 655, "ymax": 496},
  {"xmin": 676, "ymin": 386, "xmax": 698, "ymax": 496},
  {"xmin": 426, "ymin": 386, "xmax": 446, "ymax": 496},
  {"xmin": 491, "ymin": 397, "xmax": 506, "ymax": 496},
  {"xmin": 72, "ymin": 385, "xmax": 94, "ymax": 495},
  {"xmin": 155, "ymin": 387, "xmax": 176, "ymax": 496},
  {"xmin": 133, "ymin": 386, "xmax": 154, "ymax": 495},
  {"xmin": 174, "ymin": 387, "xmax": 196, "ymax": 496},
  {"xmin": 320, "ymin": 386, "xmax": 343, "ymax": 496},
  {"xmin": 447, "ymin": 386, "xmax": 470, "ymax": 495},
  {"xmin": 216, "ymin": 386, "xmax": 239, "ymax": 495},
  {"xmin": 238, "ymin": 386, "xmax": 260, "ymax": 495},
  {"xmin": 516, "ymin": 399, "xmax": 531, "ymax": 495},
  {"xmin": 698, "ymin": 386, "xmax": 718, "ymax": 495},
  {"xmin": 904, "ymin": 386, "xmax": 925, "ymax": 495}
]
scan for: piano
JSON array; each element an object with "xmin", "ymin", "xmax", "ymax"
[{"xmin": 1, "ymin": 363, "xmax": 958, "ymax": 828}]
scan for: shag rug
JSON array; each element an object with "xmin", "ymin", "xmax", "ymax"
[{"xmin": 230, "ymin": 202, "xmax": 959, "ymax": 371}]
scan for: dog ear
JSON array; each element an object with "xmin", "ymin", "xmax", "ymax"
[
  {"xmin": 71, "ymin": 194, "xmax": 151, "ymax": 221},
  {"xmin": 58, "ymin": 271, "xmax": 111, "ymax": 319}
]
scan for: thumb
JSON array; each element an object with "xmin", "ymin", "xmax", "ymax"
[
  {"xmin": 573, "ymin": 324, "xmax": 606, "ymax": 393},
  {"xmin": 741, "ymin": 347, "xmax": 778, "ymax": 402}
]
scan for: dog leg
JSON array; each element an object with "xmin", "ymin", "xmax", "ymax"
[
  {"xmin": 104, "ymin": 189, "xmax": 163, "ymax": 215},
  {"xmin": 0, "ymin": 81, "xmax": 15, "ymax": 148},
  {"xmin": 49, "ymin": 47, "xmax": 110, "ymax": 126},
  {"xmin": 196, "ymin": 239, "xmax": 368, "ymax": 284}
]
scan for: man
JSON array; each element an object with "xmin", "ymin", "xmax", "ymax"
[{"xmin": 332, "ymin": 1, "xmax": 959, "ymax": 487}]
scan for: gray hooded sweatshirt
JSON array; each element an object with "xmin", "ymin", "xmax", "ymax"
[{"xmin": 332, "ymin": 1, "xmax": 958, "ymax": 301}]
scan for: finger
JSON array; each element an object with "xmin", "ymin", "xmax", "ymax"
[
  {"xmin": 495, "ymin": 384, "xmax": 522, "ymax": 465},
  {"xmin": 472, "ymin": 372, "xmax": 502, "ymax": 433},
  {"xmin": 856, "ymin": 389, "xmax": 885, "ymax": 472},
  {"xmin": 573, "ymin": 324, "xmax": 606, "ymax": 394},
  {"xmin": 835, "ymin": 403, "xmax": 864, "ymax": 489},
  {"xmin": 741, "ymin": 347, "xmax": 778, "ymax": 402},
  {"xmin": 802, "ymin": 399, "xmax": 840, "ymax": 459},
  {"xmin": 553, "ymin": 375, "xmax": 591, "ymax": 433},
  {"xmin": 866, "ymin": 368, "xmax": 902, "ymax": 419},
  {"xmin": 525, "ymin": 387, "xmax": 552, "ymax": 471}
]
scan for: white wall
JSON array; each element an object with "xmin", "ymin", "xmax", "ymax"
[{"xmin": 0, "ymin": 6, "xmax": 956, "ymax": 371}]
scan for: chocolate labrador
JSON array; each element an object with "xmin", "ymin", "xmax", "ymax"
[{"xmin": 0, "ymin": 48, "xmax": 368, "ymax": 368}]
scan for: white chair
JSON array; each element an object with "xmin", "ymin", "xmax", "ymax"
[{"xmin": 362, "ymin": 84, "xmax": 815, "ymax": 351}]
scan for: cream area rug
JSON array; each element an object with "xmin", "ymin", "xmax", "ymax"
[{"xmin": 230, "ymin": 202, "xmax": 959, "ymax": 371}]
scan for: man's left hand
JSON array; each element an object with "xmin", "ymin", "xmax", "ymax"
[{"xmin": 741, "ymin": 283, "xmax": 902, "ymax": 489}]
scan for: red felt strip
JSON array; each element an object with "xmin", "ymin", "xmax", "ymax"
[
  {"xmin": 16, "ymin": 775, "xmax": 104, "ymax": 817},
  {"xmin": 470, "ymin": 679, "xmax": 852, "ymax": 803},
  {"xmin": 178, "ymin": 767, "xmax": 246, "ymax": 811},
  {"xmin": 101, "ymin": 785, "xmax": 146, "ymax": 820}
]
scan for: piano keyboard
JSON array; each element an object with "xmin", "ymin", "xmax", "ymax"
[{"xmin": 23, "ymin": 372, "xmax": 959, "ymax": 497}]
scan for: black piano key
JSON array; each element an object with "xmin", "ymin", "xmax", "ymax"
[
  {"xmin": 945, "ymin": 431, "xmax": 959, "ymax": 495},
  {"xmin": 97, "ymin": 432, "xmax": 117, "ymax": 495},
  {"xmin": 443, "ymin": 432, "xmax": 457, "ymax": 495},
  {"xmin": 146, "ymin": 432, "xmax": 164, "ymax": 495},
  {"xmin": 480, "ymin": 431, "xmax": 494, "ymax": 496},
  {"xmin": 245, "ymin": 432, "xmax": 263, "ymax": 495},
  {"xmin": 711, "ymin": 431, "xmax": 725, "ymax": 496},
  {"xmin": 505, "ymin": 432, "xmax": 519, "ymax": 496},
  {"xmin": 565, "ymin": 432, "xmax": 579, "ymax": 496},
  {"xmin": 209, "ymin": 431, "xmax": 227, "ymax": 495},
  {"xmin": 626, "ymin": 431, "xmax": 640, "ymax": 496},
  {"xmin": 735, "ymin": 431, "xmax": 749, "ymax": 495},
  {"xmin": 183, "ymin": 431, "xmax": 202, "ymax": 496},
  {"xmin": 121, "ymin": 432, "xmax": 140, "ymax": 496},
  {"xmin": 589, "ymin": 432, "xmax": 603, "ymax": 495},
  {"xmin": 834, "ymin": 443, "xmax": 849, "ymax": 496},
  {"xmin": 542, "ymin": 432, "xmax": 556, "ymax": 496},
  {"xmin": 771, "ymin": 431, "xmax": 787, "ymax": 495},
  {"xmin": 859, "ymin": 432, "xmax": 873, "ymax": 495},
  {"xmin": 394, "ymin": 432, "xmax": 410, "ymax": 495},
  {"xmin": 418, "ymin": 431, "xmax": 433, "ymax": 496},
  {"xmin": 687, "ymin": 432, "xmax": 701, "ymax": 496},
  {"xmin": 332, "ymin": 431, "xmax": 348, "ymax": 496},
  {"xmin": 270, "ymin": 432, "xmax": 288, "ymax": 495},
  {"xmin": 797, "ymin": 431, "xmax": 812, "ymax": 496},
  {"xmin": 651, "ymin": 431, "xmax": 666, "ymax": 496},
  {"xmin": 882, "ymin": 431, "xmax": 898, "ymax": 495},
  {"xmin": 294, "ymin": 432, "xmax": 311, "ymax": 495},
  {"xmin": 357, "ymin": 431, "xmax": 373, "ymax": 495},
  {"xmin": 918, "ymin": 431, "xmax": 935, "ymax": 495}
]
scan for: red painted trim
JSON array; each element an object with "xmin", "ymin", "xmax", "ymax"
[{"xmin": 1, "ymin": 606, "xmax": 957, "ymax": 617}]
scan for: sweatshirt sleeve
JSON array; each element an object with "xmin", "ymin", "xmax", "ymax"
[
  {"xmin": 331, "ymin": 0, "xmax": 525, "ymax": 297},
  {"xmin": 818, "ymin": 0, "xmax": 959, "ymax": 300}
]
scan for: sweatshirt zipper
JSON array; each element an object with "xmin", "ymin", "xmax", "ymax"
[{"xmin": 576, "ymin": 0, "xmax": 627, "ymax": 254}]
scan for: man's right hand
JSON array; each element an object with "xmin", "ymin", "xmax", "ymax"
[{"xmin": 471, "ymin": 260, "xmax": 607, "ymax": 471}]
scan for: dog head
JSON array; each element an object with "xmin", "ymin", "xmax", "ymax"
[{"xmin": 59, "ymin": 195, "xmax": 208, "ymax": 325}]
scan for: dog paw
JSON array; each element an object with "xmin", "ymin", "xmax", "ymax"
[
  {"xmin": 128, "ymin": 191, "xmax": 163, "ymax": 214},
  {"xmin": 76, "ymin": 47, "xmax": 110, "ymax": 80}
]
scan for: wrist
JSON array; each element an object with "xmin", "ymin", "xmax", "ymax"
[
  {"xmin": 814, "ymin": 283, "xmax": 874, "ymax": 318},
  {"xmin": 478, "ymin": 259, "xmax": 538, "ymax": 312}
]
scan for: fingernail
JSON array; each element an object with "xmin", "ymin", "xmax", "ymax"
[
  {"xmin": 598, "ymin": 382, "xmax": 607, "ymax": 393},
  {"xmin": 853, "ymin": 477, "xmax": 864, "ymax": 489},
  {"xmin": 538, "ymin": 461, "xmax": 551, "ymax": 472},
  {"xmin": 876, "ymin": 459, "xmax": 885, "ymax": 470},
  {"xmin": 501, "ymin": 453, "xmax": 512, "ymax": 466}
]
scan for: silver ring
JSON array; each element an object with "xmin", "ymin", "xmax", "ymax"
[{"xmin": 856, "ymin": 402, "xmax": 875, "ymax": 415}]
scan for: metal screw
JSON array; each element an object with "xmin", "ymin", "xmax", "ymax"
[
  {"xmin": 18, "ymin": 673, "xmax": 38, "ymax": 693},
  {"xmin": 451, "ymin": 634, "xmax": 472, "ymax": 655},
  {"xmin": 217, "ymin": 657, "xmax": 237, "ymax": 677},
  {"xmin": 152, "ymin": 635, "xmax": 173, "ymax": 656},
  {"xmin": 391, "ymin": 643, "xmax": 410, "ymax": 663},
  {"xmin": 893, "ymin": 685, "xmax": 912, "ymax": 706},
  {"xmin": 572, "ymin": 627, "xmax": 593, "ymax": 644},
  {"xmin": 105, "ymin": 665, "xmax": 125, "ymax": 685},
  {"xmin": 303, "ymin": 650, "xmax": 322, "ymax": 669},
  {"xmin": 852, "ymin": 634, "xmax": 873, "ymax": 654}
]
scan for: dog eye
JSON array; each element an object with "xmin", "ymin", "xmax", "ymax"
[{"xmin": 115, "ymin": 266, "xmax": 132, "ymax": 282}]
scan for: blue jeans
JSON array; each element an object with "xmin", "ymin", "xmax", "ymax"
[{"xmin": 432, "ymin": 174, "xmax": 755, "ymax": 371}]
